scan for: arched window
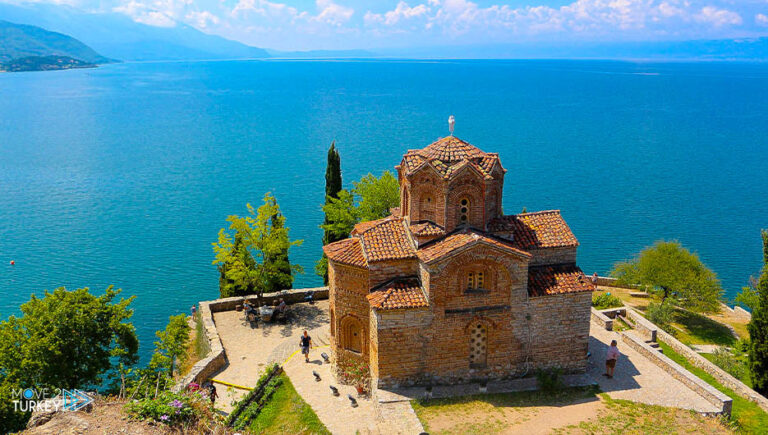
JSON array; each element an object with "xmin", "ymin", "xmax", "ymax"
[
  {"xmin": 340, "ymin": 316, "xmax": 363, "ymax": 354},
  {"xmin": 403, "ymin": 190, "xmax": 409, "ymax": 215},
  {"xmin": 469, "ymin": 323, "xmax": 487, "ymax": 367},
  {"xmin": 466, "ymin": 271, "xmax": 485, "ymax": 290},
  {"xmin": 459, "ymin": 198, "xmax": 470, "ymax": 224},
  {"xmin": 330, "ymin": 309, "xmax": 335, "ymax": 336}
]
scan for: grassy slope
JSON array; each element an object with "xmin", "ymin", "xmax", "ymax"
[
  {"xmin": 658, "ymin": 340, "xmax": 768, "ymax": 433},
  {"xmin": 247, "ymin": 374, "xmax": 329, "ymax": 435}
]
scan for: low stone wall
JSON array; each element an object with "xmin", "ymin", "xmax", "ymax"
[
  {"xmin": 206, "ymin": 287, "xmax": 329, "ymax": 313},
  {"xmin": 589, "ymin": 275, "xmax": 631, "ymax": 289},
  {"xmin": 625, "ymin": 307, "xmax": 657, "ymax": 342},
  {"xmin": 174, "ymin": 300, "xmax": 226, "ymax": 392},
  {"xmin": 174, "ymin": 287, "xmax": 329, "ymax": 392},
  {"xmin": 591, "ymin": 307, "xmax": 614, "ymax": 331},
  {"xmin": 656, "ymin": 327, "xmax": 768, "ymax": 413},
  {"xmin": 622, "ymin": 331, "xmax": 732, "ymax": 416}
]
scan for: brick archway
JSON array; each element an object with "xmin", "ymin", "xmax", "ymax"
[{"xmin": 339, "ymin": 315, "xmax": 364, "ymax": 354}]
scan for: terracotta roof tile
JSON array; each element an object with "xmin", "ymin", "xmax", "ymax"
[
  {"xmin": 353, "ymin": 217, "xmax": 417, "ymax": 262},
  {"xmin": 400, "ymin": 136, "xmax": 500, "ymax": 180},
  {"xmin": 410, "ymin": 221, "xmax": 445, "ymax": 237},
  {"xmin": 367, "ymin": 277, "xmax": 428, "ymax": 310},
  {"xmin": 488, "ymin": 210, "xmax": 579, "ymax": 249},
  {"xmin": 528, "ymin": 264, "xmax": 594, "ymax": 297},
  {"xmin": 417, "ymin": 229, "xmax": 531, "ymax": 264},
  {"xmin": 323, "ymin": 238, "xmax": 368, "ymax": 268}
]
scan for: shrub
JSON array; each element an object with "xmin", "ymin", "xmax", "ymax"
[
  {"xmin": 535, "ymin": 367, "xmax": 563, "ymax": 391},
  {"xmin": 124, "ymin": 390, "xmax": 202, "ymax": 426},
  {"xmin": 710, "ymin": 348, "xmax": 748, "ymax": 380},
  {"xmin": 592, "ymin": 292, "xmax": 624, "ymax": 310},
  {"xmin": 646, "ymin": 302, "xmax": 675, "ymax": 331}
]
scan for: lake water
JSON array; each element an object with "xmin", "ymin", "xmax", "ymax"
[{"xmin": 1, "ymin": 59, "xmax": 767, "ymax": 364}]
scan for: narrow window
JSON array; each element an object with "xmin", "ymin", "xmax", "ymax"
[
  {"xmin": 477, "ymin": 272, "xmax": 484, "ymax": 289},
  {"xmin": 459, "ymin": 198, "xmax": 470, "ymax": 223},
  {"xmin": 470, "ymin": 323, "xmax": 487, "ymax": 367},
  {"xmin": 467, "ymin": 272, "xmax": 474, "ymax": 289}
]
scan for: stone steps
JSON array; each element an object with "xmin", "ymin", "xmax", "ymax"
[{"xmin": 646, "ymin": 340, "xmax": 663, "ymax": 353}]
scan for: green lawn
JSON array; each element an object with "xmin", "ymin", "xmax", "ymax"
[
  {"xmin": 247, "ymin": 374, "xmax": 329, "ymax": 435},
  {"xmin": 672, "ymin": 310, "xmax": 738, "ymax": 347},
  {"xmin": 658, "ymin": 340, "xmax": 768, "ymax": 433}
]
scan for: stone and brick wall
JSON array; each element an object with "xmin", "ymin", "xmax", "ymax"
[
  {"xmin": 527, "ymin": 246, "xmax": 577, "ymax": 267},
  {"xmin": 527, "ymin": 291, "xmax": 592, "ymax": 372}
]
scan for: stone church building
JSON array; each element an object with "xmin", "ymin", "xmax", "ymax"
[{"xmin": 323, "ymin": 133, "xmax": 594, "ymax": 389}]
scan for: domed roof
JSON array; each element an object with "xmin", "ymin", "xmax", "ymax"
[{"xmin": 399, "ymin": 136, "xmax": 501, "ymax": 180}]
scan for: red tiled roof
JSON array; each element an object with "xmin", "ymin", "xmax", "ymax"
[
  {"xmin": 352, "ymin": 216, "xmax": 417, "ymax": 262},
  {"xmin": 410, "ymin": 221, "xmax": 445, "ymax": 237},
  {"xmin": 528, "ymin": 264, "xmax": 594, "ymax": 297},
  {"xmin": 367, "ymin": 278, "xmax": 428, "ymax": 310},
  {"xmin": 417, "ymin": 230, "xmax": 531, "ymax": 264},
  {"xmin": 399, "ymin": 136, "xmax": 501, "ymax": 180},
  {"xmin": 323, "ymin": 238, "xmax": 368, "ymax": 268},
  {"xmin": 488, "ymin": 210, "xmax": 579, "ymax": 249}
]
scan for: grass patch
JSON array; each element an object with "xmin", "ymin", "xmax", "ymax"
[
  {"xmin": 672, "ymin": 310, "xmax": 737, "ymax": 347},
  {"xmin": 658, "ymin": 340, "xmax": 768, "ymax": 433},
  {"xmin": 248, "ymin": 374, "xmax": 329, "ymax": 435},
  {"xmin": 558, "ymin": 393, "xmax": 731, "ymax": 435},
  {"xmin": 178, "ymin": 312, "xmax": 209, "ymax": 377},
  {"xmin": 411, "ymin": 385, "xmax": 600, "ymax": 434}
]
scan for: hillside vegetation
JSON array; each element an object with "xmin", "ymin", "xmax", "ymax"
[{"xmin": 0, "ymin": 20, "xmax": 109, "ymax": 65}]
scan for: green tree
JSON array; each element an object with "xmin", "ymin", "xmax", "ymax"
[
  {"xmin": 149, "ymin": 314, "xmax": 190, "ymax": 377},
  {"xmin": 216, "ymin": 233, "xmax": 257, "ymax": 297},
  {"xmin": 353, "ymin": 171, "xmax": 400, "ymax": 222},
  {"xmin": 611, "ymin": 240, "xmax": 723, "ymax": 313},
  {"xmin": 317, "ymin": 143, "xmax": 343, "ymax": 284},
  {"xmin": 748, "ymin": 229, "xmax": 768, "ymax": 395},
  {"xmin": 213, "ymin": 193, "xmax": 303, "ymax": 299},
  {"xmin": 0, "ymin": 287, "xmax": 138, "ymax": 432}
]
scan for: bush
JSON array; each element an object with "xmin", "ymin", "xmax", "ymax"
[
  {"xmin": 710, "ymin": 348, "xmax": 748, "ymax": 381},
  {"xmin": 646, "ymin": 302, "xmax": 675, "ymax": 331},
  {"xmin": 592, "ymin": 292, "xmax": 624, "ymax": 310},
  {"xmin": 124, "ymin": 390, "xmax": 202, "ymax": 426},
  {"xmin": 536, "ymin": 368, "xmax": 564, "ymax": 391}
]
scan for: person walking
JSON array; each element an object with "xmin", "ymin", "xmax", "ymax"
[
  {"xmin": 300, "ymin": 330, "xmax": 313, "ymax": 363},
  {"xmin": 604, "ymin": 340, "xmax": 620, "ymax": 378},
  {"xmin": 208, "ymin": 383, "xmax": 218, "ymax": 404}
]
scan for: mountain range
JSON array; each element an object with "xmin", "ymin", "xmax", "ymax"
[
  {"xmin": 0, "ymin": 19, "xmax": 109, "ymax": 64},
  {"xmin": 0, "ymin": 2, "xmax": 269, "ymax": 61}
]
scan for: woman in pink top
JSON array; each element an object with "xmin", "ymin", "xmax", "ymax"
[{"xmin": 604, "ymin": 340, "xmax": 620, "ymax": 378}]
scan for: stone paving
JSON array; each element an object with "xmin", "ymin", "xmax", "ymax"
[
  {"xmin": 588, "ymin": 323, "xmax": 720, "ymax": 413},
  {"xmin": 209, "ymin": 300, "xmax": 329, "ymax": 413}
]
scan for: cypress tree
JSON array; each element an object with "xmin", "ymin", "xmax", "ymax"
[
  {"xmin": 748, "ymin": 229, "xmax": 768, "ymax": 396},
  {"xmin": 318, "ymin": 142, "xmax": 343, "ymax": 284}
]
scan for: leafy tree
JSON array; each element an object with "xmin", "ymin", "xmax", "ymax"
[
  {"xmin": 0, "ymin": 287, "xmax": 138, "ymax": 432},
  {"xmin": 353, "ymin": 171, "xmax": 400, "ymax": 222},
  {"xmin": 738, "ymin": 230, "xmax": 768, "ymax": 312},
  {"xmin": 317, "ymin": 143, "xmax": 344, "ymax": 284},
  {"xmin": 213, "ymin": 193, "xmax": 303, "ymax": 299},
  {"xmin": 149, "ymin": 314, "xmax": 190, "ymax": 377},
  {"xmin": 611, "ymin": 240, "xmax": 723, "ymax": 313},
  {"xmin": 748, "ymin": 229, "xmax": 768, "ymax": 395}
]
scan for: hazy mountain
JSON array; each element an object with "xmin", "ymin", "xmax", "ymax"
[
  {"xmin": 265, "ymin": 49, "xmax": 377, "ymax": 58},
  {"xmin": 0, "ymin": 19, "xmax": 108, "ymax": 64},
  {"xmin": 0, "ymin": 2, "xmax": 269, "ymax": 61}
]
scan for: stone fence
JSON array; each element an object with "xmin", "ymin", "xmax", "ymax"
[
  {"xmin": 621, "ymin": 307, "xmax": 768, "ymax": 414},
  {"xmin": 174, "ymin": 287, "xmax": 329, "ymax": 392},
  {"xmin": 655, "ymin": 327, "xmax": 768, "ymax": 413},
  {"xmin": 590, "ymin": 275, "xmax": 639, "ymax": 289},
  {"xmin": 621, "ymin": 331, "xmax": 732, "ymax": 416}
]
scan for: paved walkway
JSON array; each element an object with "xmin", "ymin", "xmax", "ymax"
[
  {"xmin": 210, "ymin": 300, "xmax": 329, "ymax": 413},
  {"xmin": 587, "ymin": 323, "xmax": 720, "ymax": 413}
]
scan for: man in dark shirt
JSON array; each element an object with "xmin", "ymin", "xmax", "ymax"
[{"xmin": 300, "ymin": 330, "xmax": 312, "ymax": 363}]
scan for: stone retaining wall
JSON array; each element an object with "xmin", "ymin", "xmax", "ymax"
[
  {"xmin": 590, "ymin": 307, "xmax": 613, "ymax": 331},
  {"xmin": 656, "ymin": 327, "xmax": 768, "ymax": 413},
  {"xmin": 621, "ymin": 331, "xmax": 732, "ymax": 416},
  {"xmin": 174, "ymin": 287, "xmax": 329, "ymax": 392},
  {"xmin": 591, "ymin": 275, "xmax": 639, "ymax": 289},
  {"xmin": 625, "ymin": 307, "xmax": 657, "ymax": 342}
]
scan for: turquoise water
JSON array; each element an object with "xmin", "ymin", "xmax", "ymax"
[{"xmin": 1, "ymin": 59, "xmax": 767, "ymax": 364}]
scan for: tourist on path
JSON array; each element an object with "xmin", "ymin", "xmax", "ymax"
[
  {"xmin": 604, "ymin": 340, "xmax": 620, "ymax": 378},
  {"xmin": 208, "ymin": 383, "xmax": 218, "ymax": 404},
  {"xmin": 300, "ymin": 330, "xmax": 313, "ymax": 363},
  {"xmin": 591, "ymin": 272, "xmax": 599, "ymax": 286}
]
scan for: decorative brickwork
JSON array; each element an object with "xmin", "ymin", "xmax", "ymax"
[{"xmin": 325, "ymin": 134, "xmax": 594, "ymax": 390}]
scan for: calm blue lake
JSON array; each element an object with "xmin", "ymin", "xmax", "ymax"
[{"xmin": 1, "ymin": 59, "xmax": 767, "ymax": 364}]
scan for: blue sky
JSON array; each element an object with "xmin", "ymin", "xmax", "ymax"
[{"xmin": 8, "ymin": 0, "xmax": 768, "ymax": 50}]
